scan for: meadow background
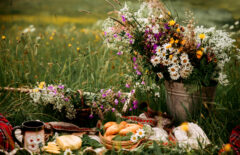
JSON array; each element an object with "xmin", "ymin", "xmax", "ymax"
[{"xmin": 0, "ymin": 0, "xmax": 240, "ymax": 153}]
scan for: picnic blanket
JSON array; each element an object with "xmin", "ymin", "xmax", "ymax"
[{"xmin": 0, "ymin": 114, "xmax": 14, "ymax": 152}]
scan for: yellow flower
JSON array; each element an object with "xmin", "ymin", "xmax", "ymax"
[
  {"xmin": 224, "ymin": 144, "xmax": 231, "ymax": 152},
  {"xmin": 176, "ymin": 28, "xmax": 180, "ymax": 32},
  {"xmin": 49, "ymin": 36, "xmax": 53, "ymax": 40},
  {"xmin": 178, "ymin": 47, "xmax": 183, "ymax": 53},
  {"xmin": 169, "ymin": 55, "xmax": 173, "ymax": 59},
  {"xmin": 134, "ymin": 51, "xmax": 138, "ymax": 55},
  {"xmin": 169, "ymin": 20, "xmax": 175, "ymax": 26},
  {"xmin": 1, "ymin": 35, "xmax": 6, "ymax": 40},
  {"xmin": 77, "ymin": 47, "xmax": 80, "ymax": 52},
  {"xmin": 196, "ymin": 50, "xmax": 203, "ymax": 59},
  {"xmin": 38, "ymin": 82, "xmax": 46, "ymax": 89},
  {"xmin": 199, "ymin": 33, "xmax": 205, "ymax": 40},
  {"xmin": 166, "ymin": 44, "xmax": 172, "ymax": 49},
  {"xmin": 181, "ymin": 40, "xmax": 186, "ymax": 45},
  {"xmin": 33, "ymin": 88, "xmax": 39, "ymax": 93},
  {"xmin": 68, "ymin": 43, "xmax": 72, "ymax": 47},
  {"xmin": 71, "ymin": 37, "xmax": 74, "ymax": 41},
  {"xmin": 180, "ymin": 122, "xmax": 189, "ymax": 132},
  {"xmin": 168, "ymin": 11, "xmax": 171, "ymax": 15},
  {"xmin": 169, "ymin": 38, "xmax": 174, "ymax": 44},
  {"xmin": 175, "ymin": 40, "xmax": 179, "ymax": 44}
]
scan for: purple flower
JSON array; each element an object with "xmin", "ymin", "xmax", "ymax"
[
  {"xmin": 133, "ymin": 100, "xmax": 138, "ymax": 105},
  {"xmin": 47, "ymin": 85, "xmax": 54, "ymax": 91},
  {"xmin": 112, "ymin": 108, "xmax": 115, "ymax": 112},
  {"xmin": 164, "ymin": 23, "xmax": 170, "ymax": 30},
  {"xmin": 153, "ymin": 44, "xmax": 158, "ymax": 50},
  {"xmin": 102, "ymin": 93, "xmax": 107, "ymax": 98},
  {"xmin": 136, "ymin": 70, "xmax": 142, "ymax": 75},
  {"xmin": 133, "ymin": 105, "xmax": 138, "ymax": 109},
  {"xmin": 89, "ymin": 114, "xmax": 94, "ymax": 119},
  {"xmin": 113, "ymin": 34, "xmax": 118, "ymax": 38},
  {"xmin": 141, "ymin": 81, "xmax": 145, "ymax": 85},
  {"xmin": 64, "ymin": 98, "xmax": 69, "ymax": 102},
  {"xmin": 197, "ymin": 43, "xmax": 201, "ymax": 49},
  {"xmin": 104, "ymin": 32, "xmax": 107, "ymax": 36},
  {"xmin": 129, "ymin": 40, "xmax": 133, "ymax": 44},
  {"xmin": 134, "ymin": 66, "xmax": 137, "ymax": 70},
  {"xmin": 121, "ymin": 15, "xmax": 126, "ymax": 22},
  {"xmin": 121, "ymin": 98, "xmax": 126, "ymax": 103},
  {"xmin": 117, "ymin": 91, "xmax": 122, "ymax": 98},
  {"xmin": 131, "ymin": 89, "xmax": 135, "ymax": 94},
  {"xmin": 114, "ymin": 99, "xmax": 119, "ymax": 105},
  {"xmin": 100, "ymin": 105, "xmax": 104, "ymax": 109},
  {"xmin": 129, "ymin": 108, "xmax": 133, "ymax": 111},
  {"xmin": 58, "ymin": 85, "xmax": 64, "ymax": 89},
  {"xmin": 132, "ymin": 57, "xmax": 137, "ymax": 63},
  {"xmin": 125, "ymin": 83, "xmax": 130, "ymax": 88},
  {"xmin": 117, "ymin": 51, "xmax": 123, "ymax": 55},
  {"xmin": 100, "ymin": 89, "xmax": 104, "ymax": 93}
]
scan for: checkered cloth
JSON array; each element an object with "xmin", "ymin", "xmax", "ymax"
[
  {"xmin": 230, "ymin": 125, "xmax": 240, "ymax": 155},
  {"xmin": 0, "ymin": 114, "xmax": 14, "ymax": 152}
]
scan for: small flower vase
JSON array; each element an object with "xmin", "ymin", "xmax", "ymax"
[{"xmin": 164, "ymin": 81, "xmax": 216, "ymax": 122}]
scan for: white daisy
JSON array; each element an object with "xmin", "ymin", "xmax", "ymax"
[
  {"xmin": 170, "ymin": 73, "xmax": 180, "ymax": 80},
  {"xmin": 64, "ymin": 148, "xmax": 73, "ymax": 155},
  {"xmin": 136, "ymin": 129, "xmax": 145, "ymax": 138},
  {"xmin": 157, "ymin": 72, "xmax": 164, "ymax": 79},
  {"xmin": 162, "ymin": 59, "xmax": 170, "ymax": 66},
  {"xmin": 130, "ymin": 134, "xmax": 138, "ymax": 143},
  {"xmin": 163, "ymin": 43, "xmax": 174, "ymax": 52},
  {"xmin": 180, "ymin": 56, "xmax": 189, "ymax": 65},
  {"xmin": 156, "ymin": 46, "xmax": 161, "ymax": 55},
  {"xmin": 171, "ymin": 56, "xmax": 179, "ymax": 64},
  {"xmin": 180, "ymin": 69, "xmax": 190, "ymax": 79},
  {"xmin": 180, "ymin": 53, "xmax": 188, "ymax": 59},
  {"xmin": 168, "ymin": 65, "xmax": 180, "ymax": 75},
  {"xmin": 151, "ymin": 56, "xmax": 160, "ymax": 67},
  {"xmin": 159, "ymin": 49, "xmax": 168, "ymax": 58}
]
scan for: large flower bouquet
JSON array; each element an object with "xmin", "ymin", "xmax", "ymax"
[
  {"xmin": 103, "ymin": 0, "xmax": 239, "ymax": 86},
  {"xmin": 29, "ymin": 82, "xmax": 136, "ymax": 121}
]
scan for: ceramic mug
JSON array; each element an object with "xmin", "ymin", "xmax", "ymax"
[{"xmin": 12, "ymin": 120, "xmax": 45, "ymax": 152}]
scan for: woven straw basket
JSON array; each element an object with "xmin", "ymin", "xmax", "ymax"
[{"xmin": 99, "ymin": 133, "xmax": 143, "ymax": 150}]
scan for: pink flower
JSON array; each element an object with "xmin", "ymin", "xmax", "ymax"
[
  {"xmin": 131, "ymin": 89, "xmax": 135, "ymax": 94},
  {"xmin": 125, "ymin": 83, "xmax": 130, "ymax": 88},
  {"xmin": 112, "ymin": 108, "xmax": 115, "ymax": 112},
  {"xmin": 114, "ymin": 99, "xmax": 119, "ymax": 105},
  {"xmin": 141, "ymin": 81, "xmax": 145, "ymax": 85},
  {"xmin": 117, "ymin": 51, "xmax": 123, "ymax": 55}
]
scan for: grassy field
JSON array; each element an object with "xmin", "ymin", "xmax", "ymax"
[{"xmin": 0, "ymin": 0, "xmax": 240, "ymax": 154}]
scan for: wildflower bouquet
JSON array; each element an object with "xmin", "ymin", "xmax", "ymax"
[
  {"xmin": 103, "ymin": 1, "xmax": 238, "ymax": 86},
  {"xmin": 30, "ymin": 82, "xmax": 90, "ymax": 120}
]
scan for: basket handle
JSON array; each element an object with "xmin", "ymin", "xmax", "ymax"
[{"xmin": 77, "ymin": 90, "xmax": 84, "ymax": 107}]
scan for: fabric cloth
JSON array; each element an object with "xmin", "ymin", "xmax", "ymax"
[
  {"xmin": 173, "ymin": 122, "xmax": 210, "ymax": 150},
  {"xmin": 0, "ymin": 114, "xmax": 14, "ymax": 151},
  {"xmin": 230, "ymin": 125, "xmax": 240, "ymax": 155}
]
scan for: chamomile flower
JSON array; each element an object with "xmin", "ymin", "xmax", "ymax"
[
  {"xmin": 169, "ymin": 64, "xmax": 180, "ymax": 73},
  {"xmin": 162, "ymin": 59, "xmax": 171, "ymax": 66},
  {"xmin": 64, "ymin": 148, "xmax": 73, "ymax": 155},
  {"xmin": 157, "ymin": 72, "xmax": 164, "ymax": 79},
  {"xmin": 180, "ymin": 69, "xmax": 190, "ymax": 79},
  {"xmin": 151, "ymin": 56, "xmax": 160, "ymax": 67},
  {"xmin": 170, "ymin": 72, "xmax": 180, "ymax": 80},
  {"xmin": 130, "ymin": 134, "xmax": 138, "ymax": 143},
  {"xmin": 163, "ymin": 43, "xmax": 172, "ymax": 51},
  {"xmin": 136, "ymin": 129, "xmax": 145, "ymax": 138},
  {"xmin": 171, "ymin": 56, "xmax": 179, "ymax": 64},
  {"xmin": 180, "ymin": 55, "xmax": 189, "ymax": 65},
  {"xmin": 156, "ymin": 46, "xmax": 161, "ymax": 55},
  {"xmin": 159, "ymin": 50, "xmax": 168, "ymax": 58}
]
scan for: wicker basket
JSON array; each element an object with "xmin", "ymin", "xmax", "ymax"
[{"xmin": 99, "ymin": 133, "xmax": 143, "ymax": 150}]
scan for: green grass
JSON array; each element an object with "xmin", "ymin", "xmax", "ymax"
[{"xmin": 0, "ymin": 0, "xmax": 240, "ymax": 154}]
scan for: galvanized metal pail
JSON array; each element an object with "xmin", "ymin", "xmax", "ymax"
[{"xmin": 165, "ymin": 81, "xmax": 216, "ymax": 122}]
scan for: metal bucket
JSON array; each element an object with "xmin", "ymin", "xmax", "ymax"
[{"xmin": 165, "ymin": 81, "xmax": 216, "ymax": 122}]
